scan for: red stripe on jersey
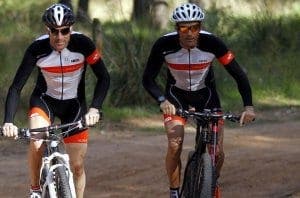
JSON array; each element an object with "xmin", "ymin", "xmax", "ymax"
[
  {"xmin": 42, "ymin": 63, "xmax": 84, "ymax": 73},
  {"xmin": 218, "ymin": 51, "xmax": 235, "ymax": 65},
  {"xmin": 168, "ymin": 62, "xmax": 210, "ymax": 70},
  {"xmin": 86, "ymin": 49, "xmax": 101, "ymax": 65}
]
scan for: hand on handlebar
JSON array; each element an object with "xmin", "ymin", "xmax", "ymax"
[
  {"xmin": 2, "ymin": 123, "xmax": 18, "ymax": 138},
  {"xmin": 240, "ymin": 106, "xmax": 255, "ymax": 126},
  {"xmin": 85, "ymin": 107, "xmax": 101, "ymax": 126},
  {"xmin": 160, "ymin": 100, "xmax": 176, "ymax": 115}
]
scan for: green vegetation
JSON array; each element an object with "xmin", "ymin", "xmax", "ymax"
[{"xmin": 0, "ymin": 0, "xmax": 299, "ymax": 125}]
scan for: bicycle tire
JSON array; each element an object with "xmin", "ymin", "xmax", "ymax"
[
  {"xmin": 54, "ymin": 164, "xmax": 73, "ymax": 198},
  {"xmin": 183, "ymin": 151, "xmax": 196, "ymax": 198},
  {"xmin": 194, "ymin": 152, "xmax": 213, "ymax": 198},
  {"xmin": 54, "ymin": 145, "xmax": 73, "ymax": 198}
]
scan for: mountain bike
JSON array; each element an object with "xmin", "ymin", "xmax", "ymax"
[
  {"xmin": 177, "ymin": 109, "xmax": 240, "ymax": 198},
  {"xmin": 0, "ymin": 120, "xmax": 86, "ymax": 198}
]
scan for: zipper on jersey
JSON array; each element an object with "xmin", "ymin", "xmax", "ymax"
[
  {"xmin": 59, "ymin": 52, "xmax": 64, "ymax": 100},
  {"xmin": 188, "ymin": 49, "xmax": 192, "ymax": 91}
]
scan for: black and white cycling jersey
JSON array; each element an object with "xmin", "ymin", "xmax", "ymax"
[
  {"xmin": 143, "ymin": 30, "xmax": 252, "ymax": 108},
  {"xmin": 4, "ymin": 32, "xmax": 110, "ymax": 123}
]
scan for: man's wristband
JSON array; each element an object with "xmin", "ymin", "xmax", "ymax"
[
  {"xmin": 157, "ymin": 95, "xmax": 166, "ymax": 104},
  {"xmin": 245, "ymin": 106, "xmax": 254, "ymax": 111}
]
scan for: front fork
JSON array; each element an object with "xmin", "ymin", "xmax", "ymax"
[
  {"xmin": 208, "ymin": 121, "xmax": 219, "ymax": 166},
  {"xmin": 196, "ymin": 120, "xmax": 219, "ymax": 166}
]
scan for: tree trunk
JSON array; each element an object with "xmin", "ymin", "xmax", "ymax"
[
  {"xmin": 131, "ymin": 0, "xmax": 153, "ymax": 21},
  {"xmin": 189, "ymin": 0, "xmax": 209, "ymax": 8},
  {"xmin": 151, "ymin": 0, "xmax": 169, "ymax": 29},
  {"xmin": 92, "ymin": 18, "xmax": 103, "ymax": 51},
  {"xmin": 189, "ymin": 0, "xmax": 201, "ymax": 5},
  {"xmin": 58, "ymin": 0, "xmax": 73, "ymax": 10},
  {"xmin": 77, "ymin": 0, "xmax": 90, "ymax": 22}
]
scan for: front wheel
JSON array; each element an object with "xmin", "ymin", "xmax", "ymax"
[
  {"xmin": 54, "ymin": 165, "xmax": 73, "ymax": 198},
  {"xmin": 183, "ymin": 151, "xmax": 195, "ymax": 198},
  {"xmin": 40, "ymin": 165, "xmax": 72, "ymax": 198},
  {"xmin": 194, "ymin": 152, "xmax": 213, "ymax": 198}
]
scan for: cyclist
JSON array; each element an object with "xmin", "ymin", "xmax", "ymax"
[
  {"xmin": 2, "ymin": 3, "xmax": 110, "ymax": 198},
  {"xmin": 142, "ymin": 3, "xmax": 255, "ymax": 198}
]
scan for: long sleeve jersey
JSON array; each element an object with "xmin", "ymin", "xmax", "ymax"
[
  {"xmin": 4, "ymin": 32, "xmax": 110, "ymax": 123},
  {"xmin": 143, "ymin": 30, "xmax": 253, "ymax": 106}
]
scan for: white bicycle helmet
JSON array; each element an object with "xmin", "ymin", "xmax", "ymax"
[
  {"xmin": 171, "ymin": 3, "xmax": 205, "ymax": 23},
  {"xmin": 42, "ymin": 3, "xmax": 75, "ymax": 28}
]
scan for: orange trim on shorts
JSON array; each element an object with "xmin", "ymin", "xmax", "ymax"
[
  {"xmin": 63, "ymin": 129, "xmax": 88, "ymax": 144},
  {"xmin": 163, "ymin": 114, "xmax": 186, "ymax": 125},
  {"xmin": 28, "ymin": 107, "xmax": 51, "ymax": 123}
]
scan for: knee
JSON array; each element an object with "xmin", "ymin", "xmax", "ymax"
[
  {"xmin": 71, "ymin": 162, "xmax": 84, "ymax": 177},
  {"xmin": 168, "ymin": 137, "xmax": 183, "ymax": 157},
  {"xmin": 217, "ymin": 151, "xmax": 225, "ymax": 162}
]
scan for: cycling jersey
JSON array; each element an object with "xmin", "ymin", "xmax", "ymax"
[
  {"xmin": 4, "ymin": 31, "xmax": 110, "ymax": 123},
  {"xmin": 143, "ymin": 30, "xmax": 253, "ymax": 107}
]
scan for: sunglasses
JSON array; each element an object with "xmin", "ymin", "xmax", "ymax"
[
  {"xmin": 177, "ymin": 24, "xmax": 201, "ymax": 34},
  {"xmin": 48, "ymin": 27, "xmax": 71, "ymax": 36}
]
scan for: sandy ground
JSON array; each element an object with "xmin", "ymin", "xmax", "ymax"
[{"xmin": 0, "ymin": 108, "xmax": 299, "ymax": 198}]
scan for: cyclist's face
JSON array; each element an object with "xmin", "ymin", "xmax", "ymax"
[
  {"xmin": 48, "ymin": 26, "xmax": 71, "ymax": 52},
  {"xmin": 177, "ymin": 22, "xmax": 201, "ymax": 49}
]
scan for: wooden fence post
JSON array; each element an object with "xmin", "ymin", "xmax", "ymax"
[{"xmin": 92, "ymin": 18, "xmax": 103, "ymax": 50}]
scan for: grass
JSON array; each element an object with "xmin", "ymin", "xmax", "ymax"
[{"xmin": 103, "ymin": 106, "xmax": 157, "ymax": 122}]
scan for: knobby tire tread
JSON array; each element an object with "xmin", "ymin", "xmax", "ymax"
[
  {"xmin": 55, "ymin": 146, "xmax": 73, "ymax": 198},
  {"xmin": 194, "ymin": 152, "xmax": 213, "ymax": 198},
  {"xmin": 183, "ymin": 151, "xmax": 195, "ymax": 198},
  {"xmin": 55, "ymin": 165, "xmax": 73, "ymax": 198},
  {"xmin": 42, "ymin": 143, "xmax": 74, "ymax": 198}
]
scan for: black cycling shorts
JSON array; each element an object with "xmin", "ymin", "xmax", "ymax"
[
  {"xmin": 166, "ymin": 85, "xmax": 222, "ymax": 111},
  {"xmin": 29, "ymin": 94, "xmax": 86, "ymax": 137}
]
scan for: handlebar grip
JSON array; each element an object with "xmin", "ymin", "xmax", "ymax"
[
  {"xmin": 0, "ymin": 127, "xmax": 29, "ymax": 139},
  {"xmin": 18, "ymin": 128, "xmax": 30, "ymax": 139},
  {"xmin": 176, "ymin": 109, "xmax": 188, "ymax": 117}
]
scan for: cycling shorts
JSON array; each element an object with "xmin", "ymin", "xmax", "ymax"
[
  {"xmin": 163, "ymin": 86, "xmax": 222, "ymax": 125},
  {"xmin": 28, "ymin": 94, "xmax": 88, "ymax": 143}
]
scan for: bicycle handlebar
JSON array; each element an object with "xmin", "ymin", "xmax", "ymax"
[
  {"xmin": 176, "ymin": 109, "xmax": 240, "ymax": 123},
  {"xmin": 0, "ymin": 119, "xmax": 86, "ymax": 138}
]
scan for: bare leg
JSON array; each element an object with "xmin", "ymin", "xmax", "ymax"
[
  {"xmin": 28, "ymin": 115, "xmax": 50, "ymax": 189},
  {"xmin": 216, "ymin": 123, "xmax": 225, "ymax": 178},
  {"xmin": 165, "ymin": 120, "xmax": 184, "ymax": 188}
]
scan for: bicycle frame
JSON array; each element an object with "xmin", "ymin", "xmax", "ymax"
[
  {"xmin": 179, "ymin": 109, "xmax": 239, "ymax": 198},
  {"xmin": 196, "ymin": 115, "xmax": 220, "ymax": 166}
]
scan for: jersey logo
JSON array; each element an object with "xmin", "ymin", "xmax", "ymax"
[
  {"xmin": 71, "ymin": 58, "xmax": 80, "ymax": 63},
  {"xmin": 198, "ymin": 59, "xmax": 209, "ymax": 63}
]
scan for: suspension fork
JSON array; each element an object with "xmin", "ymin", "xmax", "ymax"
[
  {"xmin": 195, "ymin": 120, "xmax": 208, "ymax": 155},
  {"xmin": 208, "ymin": 118, "xmax": 219, "ymax": 166}
]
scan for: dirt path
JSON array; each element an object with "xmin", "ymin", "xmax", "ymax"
[{"xmin": 0, "ymin": 110, "xmax": 299, "ymax": 198}]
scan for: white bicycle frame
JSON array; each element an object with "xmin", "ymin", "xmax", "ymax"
[{"xmin": 40, "ymin": 140, "xmax": 77, "ymax": 198}]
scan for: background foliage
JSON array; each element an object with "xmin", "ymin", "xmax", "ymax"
[{"xmin": 0, "ymin": 0, "xmax": 299, "ymax": 123}]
